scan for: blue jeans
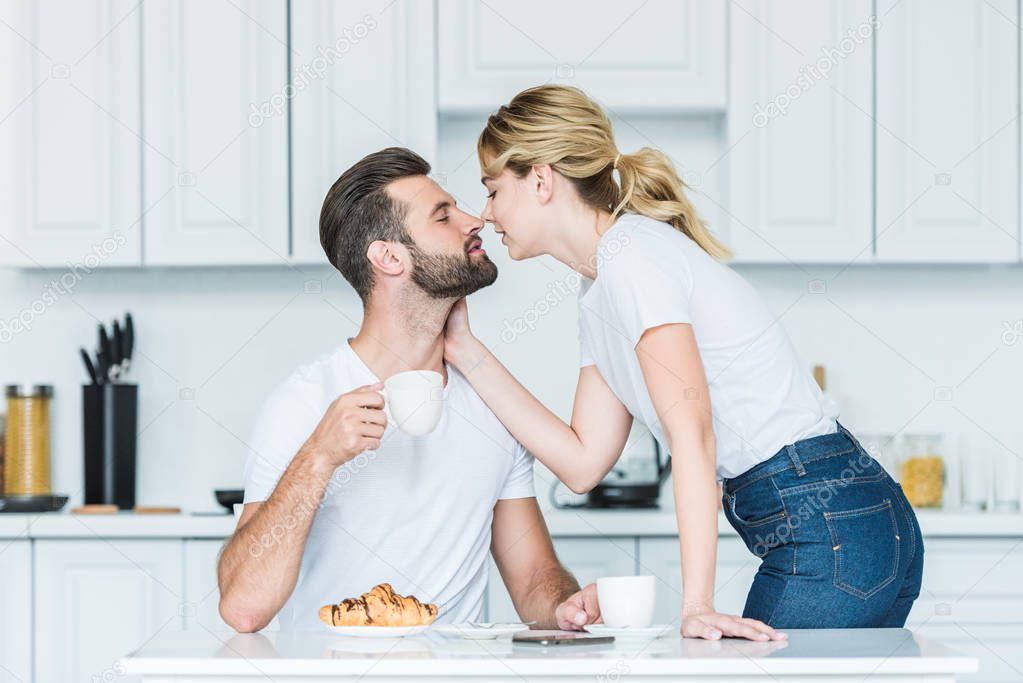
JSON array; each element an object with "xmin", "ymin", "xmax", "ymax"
[{"xmin": 721, "ymin": 423, "xmax": 924, "ymax": 628}]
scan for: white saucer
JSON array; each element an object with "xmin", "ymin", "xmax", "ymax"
[
  {"xmin": 585, "ymin": 624, "xmax": 675, "ymax": 639},
  {"xmin": 325, "ymin": 624, "xmax": 431, "ymax": 638},
  {"xmin": 433, "ymin": 623, "xmax": 531, "ymax": 640}
]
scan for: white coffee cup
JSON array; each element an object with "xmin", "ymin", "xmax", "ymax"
[
  {"xmin": 596, "ymin": 575, "xmax": 656, "ymax": 628},
  {"xmin": 380, "ymin": 370, "xmax": 444, "ymax": 436}
]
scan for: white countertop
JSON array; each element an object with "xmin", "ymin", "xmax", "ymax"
[
  {"xmin": 119, "ymin": 628, "xmax": 977, "ymax": 680},
  {"xmin": 0, "ymin": 507, "xmax": 1021, "ymax": 539}
]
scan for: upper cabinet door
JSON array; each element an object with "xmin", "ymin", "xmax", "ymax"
[
  {"xmin": 876, "ymin": 0, "xmax": 1019, "ymax": 263},
  {"xmin": 727, "ymin": 0, "xmax": 874, "ymax": 263},
  {"xmin": 0, "ymin": 0, "xmax": 142, "ymax": 267},
  {"xmin": 437, "ymin": 0, "xmax": 726, "ymax": 112},
  {"xmin": 142, "ymin": 0, "xmax": 289, "ymax": 265},
  {"xmin": 290, "ymin": 0, "xmax": 436, "ymax": 264}
]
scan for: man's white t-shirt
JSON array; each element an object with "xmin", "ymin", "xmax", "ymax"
[
  {"xmin": 577, "ymin": 213, "xmax": 838, "ymax": 480},
  {"xmin": 242, "ymin": 341, "xmax": 535, "ymax": 630}
]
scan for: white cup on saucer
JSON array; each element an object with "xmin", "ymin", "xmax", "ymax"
[
  {"xmin": 596, "ymin": 575, "xmax": 656, "ymax": 628},
  {"xmin": 380, "ymin": 370, "xmax": 444, "ymax": 436}
]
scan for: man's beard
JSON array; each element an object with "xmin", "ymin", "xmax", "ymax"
[{"xmin": 404, "ymin": 235, "xmax": 498, "ymax": 299}]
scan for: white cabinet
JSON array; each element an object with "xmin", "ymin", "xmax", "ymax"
[
  {"xmin": 290, "ymin": 0, "xmax": 436, "ymax": 263},
  {"xmin": 875, "ymin": 0, "xmax": 1019, "ymax": 262},
  {"xmin": 182, "ymin": 537, "xmax": 279, "ymax": 633},
  {"xmin": 142, "ymin": 0, "xmax": 290, "ymax": 265},
  {"xmin": 906, "ymin": 539, "xmax": 1023, "ymax": 626},
  {"xmin": 34, "ymin": 539, "xmax": 184, "ymax": 683},
  {"xmin": 640, "ymin": 537, "xmax": 759, "ymax": 625},
  {"xmin": 0, "ymin": 540, "xmax": 32, "ymax": 683},
  {"xmin": 487, "ymin": 537, "xmax": 636, "ymax": 623},
  {"xmin": 914, "ymin": 625, "xmax": 1023, "ymax": 683},
  {"xmin": 0, "ymin": 0, "xmax": 142, "ymax": 267},
  {"xmin": 184, "ymin": 539, "xmax": 229, "ymax": 632},
  {"xmin": 727, "ymin": 0, "xmax": 873, "ymax": 263},
  {"xmin": 551, "ymin": 536, "xmax": 638, "ymax": 584},
  {"xmin": 437, "ymin": 0, "xmax": 726, "ymax": 111},
  {"xmin": 486, "ymin": 536, "xmax": 760, "ymax": 625}
]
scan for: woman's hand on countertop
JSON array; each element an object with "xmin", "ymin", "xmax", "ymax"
[{"xmin": 681, "ymin": 605, "xmax": 786, "ymax": 641}]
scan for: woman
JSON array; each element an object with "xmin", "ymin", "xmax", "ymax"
[{"xmin": 444, "ymin": 85, "xmax": 923, "ymax": 640}]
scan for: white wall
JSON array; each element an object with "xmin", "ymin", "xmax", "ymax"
[{"xmin": 1, "ymin": 114, "xmax": 1019, "ymax": 512}]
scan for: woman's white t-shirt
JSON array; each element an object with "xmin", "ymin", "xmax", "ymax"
[{"xmin": 577, "ymin": 213, "xmax": 838, "ymax": 480}]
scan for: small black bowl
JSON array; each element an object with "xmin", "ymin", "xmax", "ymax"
[
  {"xmin": 214, "ymin": 488, "xmax": 244, "ymax": 512},
  {"xmin": 0, "ymin": 494, "xmax": 69, "ymax": 513}
]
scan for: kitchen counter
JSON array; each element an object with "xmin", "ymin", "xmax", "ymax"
[
  {"xmin": 0, "ymin": 507, "xmax": 1021, "ymax": 539},
  {"xmin": 120, "ymin": 628, "xmax": 977, "ymax": 682}
]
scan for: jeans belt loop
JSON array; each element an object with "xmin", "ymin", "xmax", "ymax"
[
  {"xmin": 836, "ymin": 421, "xmax": 858, "ymax": 449},
  {"xmin": 786, "ymin": 443, "xmax": 806, "ymax": 476}
]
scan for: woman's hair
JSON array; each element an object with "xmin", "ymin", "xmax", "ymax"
[{"xmin": 478, "ymin": 85, "xmax": 731, "ymax": 260}]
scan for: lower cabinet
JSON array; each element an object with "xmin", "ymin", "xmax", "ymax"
[
  {"xmin": 486, "ymin": 537, "xmax": 761, "ymax": 626},
  {"xmin": 640, "ymin": 537, "xmax": 760, "ymax": 625},
  {"xmin": 182, "ymin": 538, "xmax": 280, "ymax": 633},
  {"xmin": 487, "ymin": 537, "xmax": 637, "ymax": 623},
  {"xmin": 905, "ymin": 539, "xmax": 1023, "ymax": 625},
  {"xmin": 0, "ymin": 541, "xmax": 32, "ymax": 683},
  {"xmin": 11, "ymin": 533, "xmax": 1023, "ymax": 683},
  {"xmin": 905, "ymin": 539, "xmax": 1023, "ymax": 683},
  {"xmin": 183, "ymin": 539, "xmax": 229, "ymax": 632},
  {"xmin": 34, "ymin": 539, "xmax": 184, "ymax": 682},
  {"xmin": 913, "ymin": 624, "xmax": 1023, "ymax": 683}
]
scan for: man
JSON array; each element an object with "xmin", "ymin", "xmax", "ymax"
[{"xmin": 218, "ymin": 147, "xmax": 599, "ymax": 632}]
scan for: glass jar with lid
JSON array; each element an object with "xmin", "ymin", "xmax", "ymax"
[
  {"xmin": 0, "ymin": 412, "xmax": 5, "ymax": 492},
  {"xmin": 898, "ymin": 433, "xmax": 945, "ymax": 508},
  {"xmin": 4, "ymin": 384, "xmax": 54, "ymax": 496}
]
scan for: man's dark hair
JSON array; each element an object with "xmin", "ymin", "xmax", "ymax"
[{"xmin": 319, "ymin": 147, "xmax": 431, "ymax": 302}]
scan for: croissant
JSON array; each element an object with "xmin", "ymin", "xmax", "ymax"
[
  {"xmin": 318, "ymin": 597, "xmax": 371, "ymax": 627},
  {"xmin": 319, "ymin": 583, "xmax": 439, "ymax": 627}
]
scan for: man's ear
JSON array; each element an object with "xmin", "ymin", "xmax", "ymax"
[
  {"xmin": 366, "ymin": 240, "xmax": 407, "ymax": 278},
  {"xmin": 531, "ymin": 164, "xmax": 555, "ymax": 204}
]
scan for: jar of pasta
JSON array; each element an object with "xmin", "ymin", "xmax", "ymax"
[
  {"xmin": 4, "ymin": 385, "xmax": 54, "ymax": 496},
  {"xmin": 899, "ymin": 433, "xmax": 945, "ymax": 508},
  {"xmin": 0, "ymin": 412, "xmax": 6, "ymax": 493}
]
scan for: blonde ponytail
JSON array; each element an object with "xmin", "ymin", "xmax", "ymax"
[
  {"xmin": 479, "ymin": 85, "xmax": 731, "ymax": 260},
  {"xmin": 613, "ymin": 148, "xmax": 731, "ymax": 259}
]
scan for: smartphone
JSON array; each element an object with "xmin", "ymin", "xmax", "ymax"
[{"xmin": 512, "ymin": 633, "xmax": 615, "ymax": 646}]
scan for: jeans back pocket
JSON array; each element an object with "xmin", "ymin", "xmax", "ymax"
[{"xmin": 823, "ymin": 499, "xmax": 899, "ymax": 599}]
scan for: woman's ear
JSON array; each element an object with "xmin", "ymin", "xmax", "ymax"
[
  {"xmin": 366, "ymin": 240, "xmax": 407, "ymax": 278},
  {"xmin": 531, "ymin": 164, "xmax": 555, "ymax": 204}
]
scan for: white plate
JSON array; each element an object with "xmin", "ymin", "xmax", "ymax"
[
  {"xmin": 584, "ymin": 624, "xmax": 675, "ymax": 639},
  {"xmin": 433, "ymin": 623, "xmax": 531, "ymax": 640},
  {"xmin": 325, "ymin": 624, "xmax": 431, "ymax": 638}
]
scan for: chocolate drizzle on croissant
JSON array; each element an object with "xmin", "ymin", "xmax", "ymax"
[{"xmin": 319, "ymin": 583, "xmax": 438, "ymax": 627}]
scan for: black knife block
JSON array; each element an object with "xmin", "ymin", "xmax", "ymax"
[{"xmin": 82, "ymin": 384, "xmax": 138, "ymax": 509}]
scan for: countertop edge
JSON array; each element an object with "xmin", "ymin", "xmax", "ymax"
[
  {"xmin": 0, "ymin": 509, "xmax": 1019, "ymax": 539},
  {"xmin": 117, "ymin": 654, "xmax": 979, "ymax": 677}
]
